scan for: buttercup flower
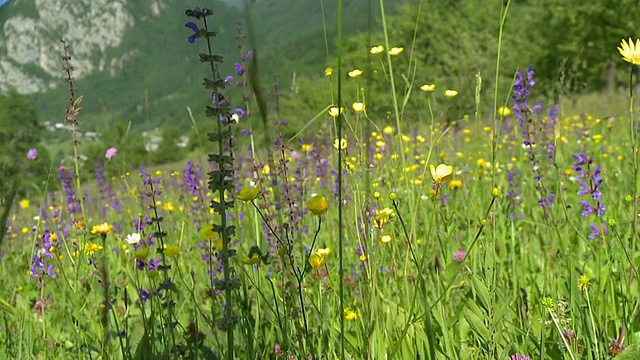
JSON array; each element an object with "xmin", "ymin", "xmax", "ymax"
[
  {"xmin": 236, "ymin": 186, "xmax": 260, "ymax": 202},
  {"xmin": 420, "ymin": 84, "xmax": 435, "ymax": 93},
  {"xmin": 316, "ymin": 247, "xmax": 332, "ymax": 257},
  {"xmin": 352, "ymin": 102, "xmax": 365, "ymax": 113},
  {"xmin": 348, "ymin": 69, "xmax": 363, "ymax": 78},
  {"xmin": 380, "ymin": 234, "xmax": 392, "ymax": 243},
  {"xmin": 19, "ymin": 199, "xmax": 30, "ymax": 209},
  {"xmin": 328, "ymin": 106, "xmax": 343, "ymax": 117},
  {"xmin": 163, "ymin": 245, "xmax": 180, "ymax": 257},
  {"xmin": 84, "ymin": 242, "xmax": 103, "ymax": 256},
  {"xmin": 444, "ymin": 89, "xmax": 458, "ymax": 98},
  {"xmin": 91, "ymin": 222, "xmax": 113, "ymax": 235},
  {"xmin": 307, "ymin": 195, "xmax": 328, "ymax": 216},
  {"xmin": 370, "ymin": 45, "xmax": 384, "ymax": 54},
  {"xmin": 241, "ymin": 253, "xmax": 260, "ymax": 265},
  {"xmin": 388, "ymin": 47, "xmax": 404, "ymax": 56},
  {"xmin": 334, "ymin": 138, "xmax": 348, "ymax": 150},
  {"xmin": 449, "ymin": 179, "xmax": 463, "ymax": 190},
  {"xmin": 498, "ymin": 106, "xmax": 511, "ymax": 116},
  {"xmin": 430, "ymin": 164, "xmax": 453, "ymax": 184},
  {"xmin": 309, "ymin": 254, "xmax": 327, "ymax": 270},
  {"xmin": 325, "ymin": 67, "xmax": 333, "ymax": 76},
  {"xmin": 344, "ymin": 308, "xmax": 357, "ymax": 320},
  {"xmin": 618, "ymin": 38, "xmax": 640, "ymax": 65},
  {"xmin": 134, "ymin": 247, "xmax": 150, "ymax": 261}
]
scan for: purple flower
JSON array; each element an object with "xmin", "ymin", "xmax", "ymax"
[
  {"xmin": 234, "ymin": 63, "xmax": 244, "ymax": 76},
  {"xmin": 105, "ymin": 147, "xmax": 117, "ymax": 160},
  {"xmin": 27, "ymin": 148, "xmax": 37, "ymax": 160},
  {"xmin": 224, "ymin": 76, "xmax": 234, "ymax": 87},
  {"xmin": 185, "ymin": 22, "xmax": 199, "ymax": 43},
  {"xmin": 148, "ymin": 258, "xmax": 162, "ymax": 271}
]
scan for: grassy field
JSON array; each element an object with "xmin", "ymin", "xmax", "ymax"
[{"xmin": 2, "ymin": 3, "xmax": 640, "ymax": 360}]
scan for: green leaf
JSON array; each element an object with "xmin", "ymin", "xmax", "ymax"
[{"xmin": 464, "ymin": 307, "xmax": 490, "ymax": 343}]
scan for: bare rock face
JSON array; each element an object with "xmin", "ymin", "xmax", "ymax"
[{"xmin": 0, "ymin": 0, "xmax": 151, "ymax": 94}]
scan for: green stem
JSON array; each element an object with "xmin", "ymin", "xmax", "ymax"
[{"xmin": 336, "ymin": 0, "xmax": 345, "ymax": 357}]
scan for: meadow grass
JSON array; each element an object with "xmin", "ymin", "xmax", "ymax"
[{"xmin": 1, "ymin": 3, "xmax": 640, "ymax": 360}]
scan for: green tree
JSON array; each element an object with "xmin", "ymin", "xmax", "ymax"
[{"xmin": 0, "ymin": 90, "xmax": 50, "ymax": 247}]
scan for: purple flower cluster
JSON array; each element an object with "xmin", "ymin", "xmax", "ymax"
[
  {"xmin": 57, "ymin": 166, "xmax": 82, "ymax": 215},
  {"xmin": 29, "ymin": 230, "xmax": 58, "ymax": 285},
  {"xmin": 511, "ymin": 65, "xmax": 557, "ymax": 218},
  {"xmin": 572, "ymin": 153, "xmax": 606, "ymax": 239},
  {"xmin": 512, "ymin": 65, "xmax": 543, "ymax": 146},
  {"xmin": 182, "ymin": 161, "xmax": 203, "ymax": 196}
]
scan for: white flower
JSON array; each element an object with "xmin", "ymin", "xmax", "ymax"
[{"xmin": 126, "ymin": 233, "xmax": 141, "ymax": 245}]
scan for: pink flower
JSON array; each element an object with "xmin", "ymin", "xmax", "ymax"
[
  {"xmin": 27, "ymin": 148, "xmax": 37, "ymax": 160},
  {"xmin": 105, "ymin": 147, "xmax": 117, "ymax": 160},
  {"xmin": 452, "ymin": 250, "xmax": 467, "ymax": 262}
]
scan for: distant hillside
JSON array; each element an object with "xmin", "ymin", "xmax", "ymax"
[{"xmin": 0, "ymin": 0, "xmax": 397, "ymax": 132}]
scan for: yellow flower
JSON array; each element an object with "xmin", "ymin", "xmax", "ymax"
[
  {"xmin": 236, "ymin": 186, "xmax": 260, "ymax": 202},
  {"xmin": 420, "ymin": 84, "xmax": 435, "ymax": 93},
  {"xmin": 328, "ymin": 106, "xmax": 343, "ymax": 117},
  {"xmin": 498, "ymin": 106, "xmax": 511, "ymax": 117},
  {"xmin": 373, "ymin": 207, "xmax": 394, "ymax": 229},
  {"xmin": 309, "ymin": 254, "xmax": 327, "ymax": 270},
  {"xmin": 163, "ymin": 244, "xmax": 180, "ymax": 257},
  {"xmin": 370, "ymin": 45, "xmax": 384, "ymax": 54},
  {"xmin": 430, "ymin": 164, "xmax": 453, "ymax": 184},
  {"xmin": 388, "ymin": 47, "xmax": 403, "ymax": 56},
  {"xmin": 199, "ymin": 226, "xmax": 217, "ymax": 240},
  {"xmin": 325, "ymin": 67, "xmax": 333, "ymax": 76},
  {"xmin": 444, "ymin": 89, "xmax": 458, "ymax": 98},
  {"xmin": 348, "ymin": 69, "xmax": 363, "ymax": 78},
  {"xmin": 344, "ymin": 308, "xmax": 357, "ymax": 321},
  {"xmin": 578, "ymin": 273, "xmax": 592, "ymax": 292},
  {"xmin": 352, "ymin": 102, "xmax": 365, "ymax": 113},
  {"xmin": 84, "ymin": 242, "xmax": 103, "ymax": 256},
  {"xmin": 383, "ymin": 125, "xmax": 394, "ymax": 135},
  {"xmin": 163, "ymin": 202, "xmax": 175, "ymax": 212},
  {"xmin": 307, "ymin": 195, "xmax": 329, "ymax": 216},
  {"xmin": 449, "ymin": 179, "xmax": 463, "ymax": 190},
  {"xmin": 241, "ymin": 253, "xmax": 260, "ymax": 265},
  {"xmin": 91, "ymin": 222, "xmax": 113, "ymax": 235},
  {"xmin": 316, "ymin": 247, "xmax": 332, "ymax": 257},
  {"xmin": 618, "ymin": 38, "xmax": 640, "ymax": 65},
  {"xmin": 199, "ymin": 226, "xmax": 224, "ymax": 251},
  {"xmin": 19, "ymin": 199, "xmax": 30, "ymax": 209},
  {"xmin": 380, "ymin": 234, "xmax": 392, "ymax": 243},
  {"xmin": 134, "ymin": 247, "xmax": 150, "ymax": 260},
  {"xmin": 334, "ymin": 138, "xmax": 348, "ymax": 150}
]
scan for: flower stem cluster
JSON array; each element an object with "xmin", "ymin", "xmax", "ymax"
[{"xmin": 186, "ymin": 7, "xmax": 240, "ymax": 349}]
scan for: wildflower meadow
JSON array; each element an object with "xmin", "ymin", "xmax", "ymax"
[{"xmin": 2, "ymin": 1, "xmax": 640, "ymax": 359}]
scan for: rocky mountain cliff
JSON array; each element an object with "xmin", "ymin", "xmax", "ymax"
[
  {"xmin": 0, "ymin": 0, "xmax": 386, "ymax": 130},
  {"xmin": 0, "ymin": 0, "xmax": 161, "ymax": 94}
]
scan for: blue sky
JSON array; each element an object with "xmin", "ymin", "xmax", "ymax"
[{"xmin": 0, "ymin": 0, "xmax": 8, "ymax": 8}]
